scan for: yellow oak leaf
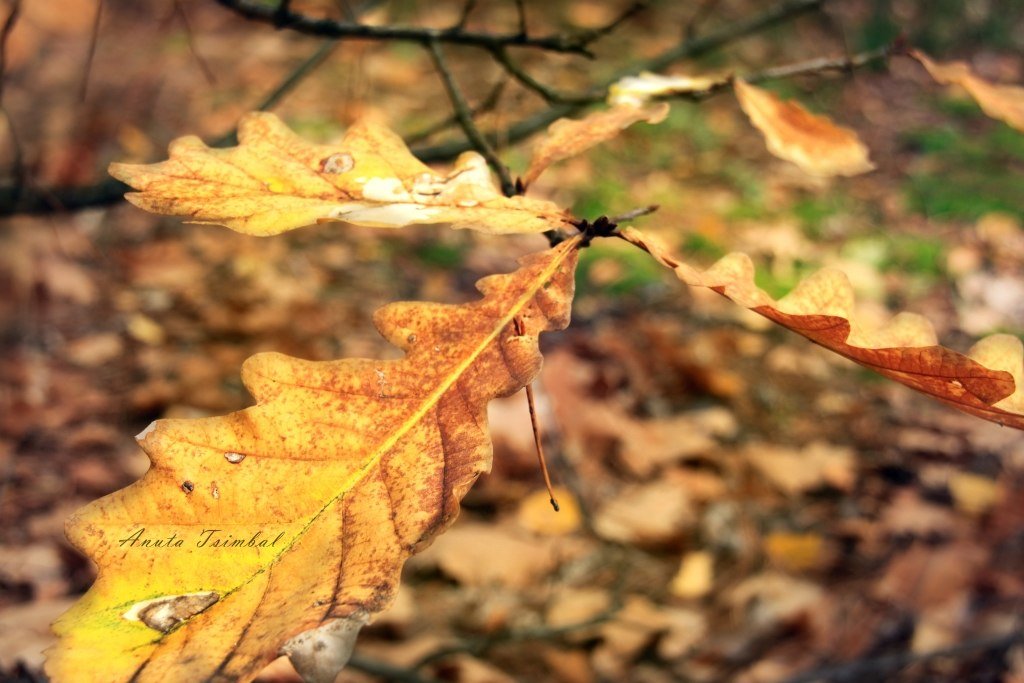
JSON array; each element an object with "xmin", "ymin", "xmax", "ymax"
[
  {"xmin": 622, "ymin": 227, "xmax": 1024, "ymax": 430},
  {"xmin": 911, "ymin": 50, "xmax": 1024, "ymax": 131},
  {"xmin": 46, "ymin": 239, "xmax": 580, "ymax": 683},
  {"xmin": 521, "ymin": 103, "xmax": 670, "ymax": 188},
  {"xmin": 734, "ymin": 79, "xmax": 875, "ymax": 177},
  {"xmin": 109, "ymin": 112, "xmax": 573, "ymax": 236}
]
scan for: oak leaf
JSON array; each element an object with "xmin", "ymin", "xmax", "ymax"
[
  {"xmin": 109, "ymin": 112, "xmax": 573, "ymax": 236},
  {"xmin": 608, "ymin": 70, "xmax": 728, "ymax": 107},
  {"xmin": 622, "ymin": 227, "xmax": 1024, "ymax": 430},
  {"xmin": 521, "ymin": 103, "xmax": 670, "ymax": 188},
  {"xmin": 734, "ymin": 79, "xmax": 875, "ymax": 177},
  {"xmin": 911, "ymin": 51, "xmax": 1024, "ymax": 131},
  {"xmin": 46, "ymin": 240, "xmax": 580, "ymax": 683}
]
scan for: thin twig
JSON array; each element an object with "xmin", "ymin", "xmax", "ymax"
[
  {"xmin": 489, "ymin": 46, "xmax": 593, "ymax": 105},
  {"xmin": 686, "ymin": 0, "xmax": 724, "ymax": 40},
  {"xmin": 609, "ymin": 204, "xmax": 658, "ymax": 224},
  {"xmin": 512, "ymin": 0, "xmax": 527, "ymax": 37},
  {"xmin": 513, "ymin": 316, "xmax": 559, "ymax": 512},
  {"xmin": 0, "ymin": 0, "xmax": 22, "ymax": 206},
  {"xmin": 573, "ymin": 1, "xmax": 648, "ymax": 47},
  {"xmin": 173, "ymin": 0, "xmax": 217, "ymax": 86},
  {"xmin": 214, "ymin": 39, "xmax": 339, "ymax": 147},
  {"xmin": 427, "ymin": 39, "xmax": 516, "ymax": 197},
  {"xmin": 215, "ymin": 0, "xmax": 596, "ymax": 56},
  {"xmin": 0, "ymin": 0, "xmax": 852, "ymax": 215},
  {"xmin": 79, "ymin": 0, "xmax": 104, "ymax": 100},
  {"xmin": 0, "ymin": 32, "xmax": 342, "ymax": 215},
  {"xmin": 405, "ymin": 78, "xmax": 507, "ymax": 145},
  {"xmin": 347, "ymin": 654, "xmax": 442, "ymax": 683},
  {"xmin": 414, "ymin": 605, "xmax": 622, "ymax": 668},
  {"xmin": 783, "ymin": 629, "xmax": 1024, "ymax": 683},
  {"xmin": 0, "ymin": 0, "xmax": 19, "ymax": 104},
  {"xmin": 453, "ymin": 0, "xmax": 476, "ymax": 30},
  {"xmin": 415, "ymin": 0, "xmax": 828, "ymax": 161}
]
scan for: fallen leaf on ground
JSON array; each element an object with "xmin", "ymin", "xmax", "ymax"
[
  {"xmin": 623, "ymin": 227, "xmax": 1024, "ymax": 430},
  {"xmin": 545, "ymin": 587, "xmax": 612, "ymax": 642},
  {"xmin": 911, "ymin": 51, "xmax": 1024, "ymax": 131},
  {"xmin": 727, "ymin": 572, "xmax": 825, "ymax": 630},
  {"xmin": 0, "ymin": 599, "xmax": 77, "ymax": 671},
  {"xmin": 516, "ymin": 487, "xmax": 583, "ymax": 536},
  {"xmin": 593, "ymin": 480, "xmax": 696, "ymax": 546},
  {"xmin": 872, "ymin": 541, "xmax": 987, "ymax": 610},
  {"xmin": 111, "ymin": 113, "xmax": 573, "ymax": 236},
  {"xmin": 669, "ymin": 550, "xmax": 714, "ymax": 599},
  {"xmin": 521, "ymin": 104, "xmax": 669, "ymax": 187},
  {"xmin": 733, "ymin": 79, "xmax": 875, "ymax": 177},
  {"xmin": 763, "ymin": 532, "xmax": 829, "ymax": 572},
  {"xmin": 416, "ymin": 522, "xmax": 561, "ymax": 588},
  {"xmin": 744, "ymin": 441, "xmax": 856, "ymax": 495},
  {"xmin": 948, "ymin": 472, "xmax": 1003, "ymax": 516},
  {"xmin": 47, "ymin": 241, "xmax": 579, "ymax": 683}
]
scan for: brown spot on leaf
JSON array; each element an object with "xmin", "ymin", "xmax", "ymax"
[{"xmin": 123, "ymin": 591, "xmax": 220, "ymax": 634}]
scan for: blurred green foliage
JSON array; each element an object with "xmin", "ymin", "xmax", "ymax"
[{"xmin": 905, "ymin": 121, "xmax": 1024, "ymax": 222}]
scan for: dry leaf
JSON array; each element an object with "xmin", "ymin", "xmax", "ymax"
[
  {"xmin": 912, "ymin": 51, "xmax": 1024, "ymax": 131},
  {"xmin": 521, "ymin": 104, "xmax": 670, "ymax": 187},
  {"xmin": 608, "ymin": 71, "xmax": 728, "ymax": 107},
  {"xmin": 593, "ymin": 480, "xmax": 696, "ymax": 546},
  {"xmin": 47, "ymin": 241, "xmax": 580, "ymax": 683},
  {"xmin": 948, "ymin": 472, "xmax": 1003, "ymax": 516},
  {"xmin": 733, "ymin": 79, "xmax": 875, "ymax": 177},
  {"xmin": 744, "ymin": 441, "xmax": 856, "ymax": 495},
  {"xmin": 763, "ymin": 532, "xmax": 828, "ymax": 572},
  {"xmin": 623, "ymin": 227, "xmax": 1024, "ymax": 430},
  {"xmin": 727, "ymin": 572, "xmax": 825, "ymax": 630},
  {"xmin": 110, "ymin": 112, "xmax": 573, "ymax": 236},
  {"xmin": 416, "ymin": 522, "xmax": 560, "ymax": 588},
  {"xmin": 669, "ymin": 551, "xmax": 714, "ymax": 600},
  {"xmin": 516, "ymin": 487, "xmax": 583, "ymax": 536}
]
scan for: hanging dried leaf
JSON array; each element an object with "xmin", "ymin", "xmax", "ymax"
[
  {"xmin": 110, "ymin": 113, "xmax": 573, "ymax": 236},
  {"xmin": 521, "ymin": 103, "xmax": 670, "ymax": 188},
  {"xmin": 608, "ymin": 71, "xmax": 728, "ymax": 107},
  {"xmin": 622, "ymin": 227, "xmax": 1024, "ymax": 429},
  {"xmin": 733, "ymin": 79, "xmax": 875, "ymax": 177},
  {"xmin": 911, "ymin": 51, "xmax": 1024, "ymax": 131},
  {"xmin": 46, "ymin": 240, "xmax": 580, "ymax": 683}
]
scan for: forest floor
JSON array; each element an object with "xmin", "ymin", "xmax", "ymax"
[{"xmin": 2, "ymin": 1, "xmax": 1024, "ymax": 682}]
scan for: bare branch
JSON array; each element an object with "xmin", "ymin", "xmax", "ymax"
[
  {"xmin": 427, "ymin": 39, "xmax": 516, "ymax": 197},
  {"xmin": 215, "ymin": 0, "xmax": 597, "ymax": 56},
  {"xmin": 512, "ymin": 0, "xmax": 527, "ymax": 37},
  {"xmin": 173, "ymin": 0, "xmax": 217, "ymax": 86},
  {"xmin": 573, "ymin": 1, "xmax": 648, "ymax": 48},
  {"xmin": 0, "ymin": 36, "xmax": 341, "ymax": 215},
  {"xmin": 214, "ymin": 39, "xmax": 339, "ymax": 147},
  {"xmin": 79, "ymin": 0, "xmax": 104, "ymax": 100},
  {"xmin": 489, "ymin": 46, "xmax": 594, "ymax": 105},
  {"xmin": 453, "ymin": 0, "xmax": 477, "ymax": 30},
  {"xmin": 0, "ymin": 0, "xmax": 20, "ymax": 104},
  {"xmin": 639, "ymin": 0, "xmax": 825, "ymax": 74},
  {"xmin": 347, "ymin": 654, "xmax": 442, "ymax": 683},
  {"xmin": 0, "ymin": 0, "xmax": 849, "ymax": 216},
  {"xmin": 416, "ymin": 0, "xmax": 829, "ymax": 160},
  {"xmin": 405, "ymin": 78, "xmax": 507, "ymax": 145}
]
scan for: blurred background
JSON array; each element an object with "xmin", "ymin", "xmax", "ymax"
[{"xmin": 1, "ymin": 1, "xmax": 1024, "ymax": 681}]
